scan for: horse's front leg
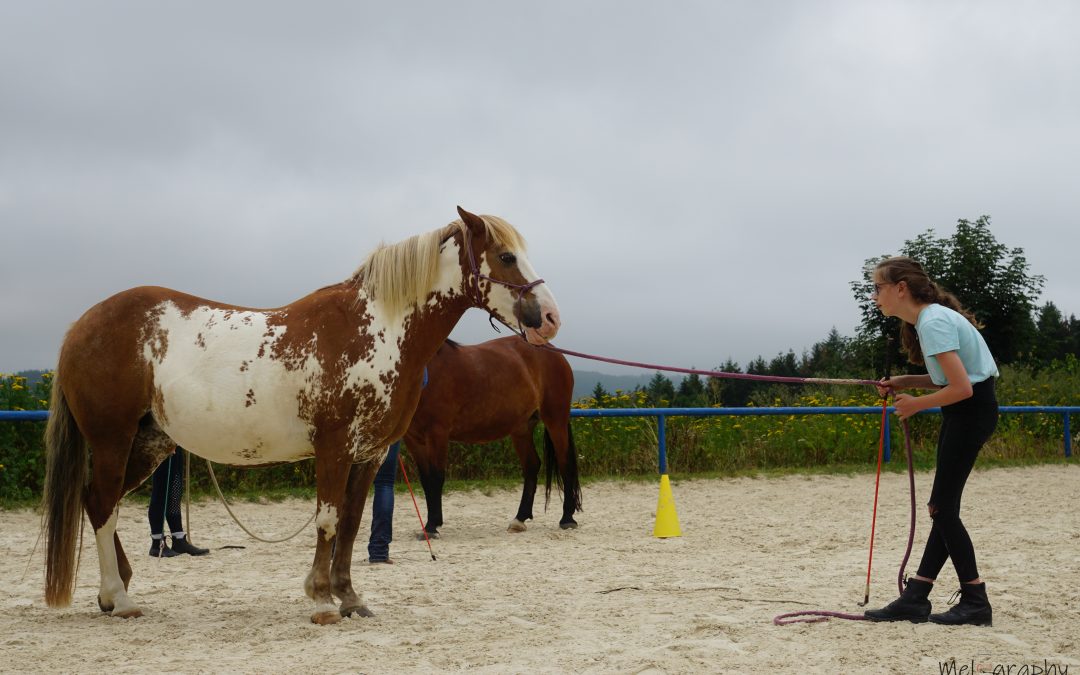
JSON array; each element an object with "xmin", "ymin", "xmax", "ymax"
[
  {"xmin": 304, "ymin": 436, "xmax": 353, "ymax": 625},
  {"xmin": 332, "ymin": 460, "xmax": 378, "ymax": 618},
  {"xmin": 509, "ymin": 430, "xmax": 541, "ymax": 533}
]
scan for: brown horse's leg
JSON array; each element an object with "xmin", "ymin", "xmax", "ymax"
[
  {"xmin": 114, "ymin": 533, "xmax": 133, "ymax": 591},
  {"xmin": 332, "ymin": 460, "xmax": 378, "ymax": 618},
  {"xmin": 305, "ymin": 434, "xmax": 353, "ymax": 625},
  {"xmin": 413, "ymin": 434, "xmax": 448, "ymax": 536},
  {"xmin": 544, "ymin": 424, "xmax": 581, "ymax": 529},
  {"xmin": 508, "ymin": 428, "xmax": 541, "ymax": 533}
]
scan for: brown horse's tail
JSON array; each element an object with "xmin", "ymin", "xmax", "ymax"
[
  {"xmin": 544, "ymin": 425, "xmax": 582, "ymax": 513},
  {"xmin": 43, "ymin": 377, "xmax": 88, "ymax": 607}
]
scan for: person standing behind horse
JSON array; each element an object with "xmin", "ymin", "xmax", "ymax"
[
  {"xmin": 148, "ymin": 447, "xmax": 210, "ymax": 557},
  {"xmin": 863, "ymin": 256, "xmax": 998, "ymax": 626},
  {"xmin": 367, "ymin": 441, "xmax": 400, "ymax": 564},
  {"xmin": 367, "ymin": 366, "xmax": 425, "ymax": 564}
]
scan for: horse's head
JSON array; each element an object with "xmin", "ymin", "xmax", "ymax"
[{"xmin": 454, "ymin": 206, "xmax": 560, "ymax": 345}]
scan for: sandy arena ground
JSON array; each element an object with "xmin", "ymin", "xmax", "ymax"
[{"xmin": 1, "ymin": 464, "xmax": 1078, "ymax": 674}]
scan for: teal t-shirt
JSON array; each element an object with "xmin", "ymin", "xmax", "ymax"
[{"xmin": 915, "ymin": 304, "xmax": 999, "ymax": 386}]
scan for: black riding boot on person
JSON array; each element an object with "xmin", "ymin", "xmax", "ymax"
[
  {"xmin": 148, "ymin": 447, "xmax": 210, "ymax": 557},
  {"xmin": 864, "ymin": 577, "xmax": 934, "ymax": 623},
  {"xmin": 929, "ymin": 582, "xmax": 993, "ymax": 626}
]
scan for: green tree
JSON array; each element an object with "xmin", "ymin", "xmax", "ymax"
[
  {"xmin": 674, "ymin": 371, "xmax": 708, "ymax": 407},
  {"xmin": 590, "ymin": 381, "xmax": 609, "ymax": 406},
  {"xmin": 708, "ymin": 358, "xmax": 747, "ymax": 407},
  {"xmin": 767, "ymin": 350, "xmax": 799, "ymax": 377},
  {"xmin": 852, "ymin": 216, "xmax": 1044, "ymax": 367},
  {"xmin": 645, "ymin": 372, "xmax": 675, "ymax": 406},
  {"xmin": 1030, "ymin": 302, "xmax": 1072, "ymax": 368}
]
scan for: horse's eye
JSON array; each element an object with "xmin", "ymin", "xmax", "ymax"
[{"xmin": 499, "ymin": 252, "xmax": 517, "ymax": 265}]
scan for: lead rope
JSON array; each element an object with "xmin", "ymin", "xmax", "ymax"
[
  {"xmin": 772, "ymin": 404, "xmax": 917, "ymax": 624},
  {"xmin": 205, "ymin": 460, "xmax": 316, "ymax": 543}
]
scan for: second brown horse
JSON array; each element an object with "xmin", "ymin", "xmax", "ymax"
[{"xmin": 404, "ymin": 336, "xmax": 581, "ymax": 534}]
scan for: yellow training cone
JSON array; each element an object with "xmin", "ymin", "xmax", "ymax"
[{"xmin": 652, "ymin": 474, "xmax": 682, "ymax": 538}]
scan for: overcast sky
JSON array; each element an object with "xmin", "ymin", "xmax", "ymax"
[{"xmin": 2, "ymin": 1, "xmax": 1077, "ymax": 376}]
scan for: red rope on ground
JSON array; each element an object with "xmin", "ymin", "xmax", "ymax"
[{"xmin": 398, "ymin": 454, "xmax": 437, "ymax": 561}]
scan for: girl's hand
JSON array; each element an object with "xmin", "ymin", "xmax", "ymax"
[
  {"xmin": 892, "ymin": 393, "xmax": 921, "ymax": 420},
  {"xmin": 876, "ymin": 377, "xmax": 898, "ymax": 397}
]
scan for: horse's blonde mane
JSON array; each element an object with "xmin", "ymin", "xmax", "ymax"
[{"xmin": 354, "ymin": 215, "xmax": 527, "ymax": 315}]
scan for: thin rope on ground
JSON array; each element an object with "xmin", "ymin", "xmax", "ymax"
[{"xmin": 206, "ymin": 460, "xmax": 316, "ymax": 544}]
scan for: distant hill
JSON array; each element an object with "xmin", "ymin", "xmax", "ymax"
[
  {"xmin": 15, "ymin": 370, "xmax": 49, "ymax": 386},
  {"xmin": 571, "ymin": 370, "xmax": 654, "ymax": 402}
]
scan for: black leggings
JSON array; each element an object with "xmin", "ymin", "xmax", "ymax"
[
  {"xmin": 148, "ymin": 447, "xmax": 185, "ymax": 536},
  {"xmin": 915, "ymin": 378, "xmax": 998, "ymax": 583}
]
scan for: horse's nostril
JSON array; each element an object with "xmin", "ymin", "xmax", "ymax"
[{"xmin": 546, "ymin": 312, "xmax": 557, "ymax": 325}]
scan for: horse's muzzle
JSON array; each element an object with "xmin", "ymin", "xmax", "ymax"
[{"xmin": 521, "ymin": 299, "xmax": 560, "ymax": 344}]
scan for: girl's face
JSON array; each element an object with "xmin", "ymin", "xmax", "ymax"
[{"xmin": 872, "ymin": 270, "xmax": 900, "ymax": 317}]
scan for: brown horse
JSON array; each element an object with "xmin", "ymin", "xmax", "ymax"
[
  {"xmin": 404, "ymin": 336, "xmax": 580, "ymax": 536},
  {"xmin": 42, "ymin": 207, "xmax": 560, "ymax": 624}
]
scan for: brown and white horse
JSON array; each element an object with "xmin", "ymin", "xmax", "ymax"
[{"xmin": 42, "ymin": 207, "xmax": 560, "ymax": 624}]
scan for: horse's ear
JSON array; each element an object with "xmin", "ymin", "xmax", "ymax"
[{"xmin": 456, "ymin": 206, "xmax": 486, "ymax": 235}]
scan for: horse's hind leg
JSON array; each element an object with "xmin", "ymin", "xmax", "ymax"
[
  {"xmin": 412, "ymin": 435, "xmax": 448, "ymax": 536},
  {"xmin": 508, "ymin": 428, "xmax": 541, "ymax": 533},
  {"xmin": 83, "ymin": 433, "xmax": 141, "ymax": 617},
  {"xmin": 545, "ymin": 423, "xmax": 581, "ymax": 529},
  {"xmin": 115, "ymin": 533, "xmax": 133, "ymax": 591},
  {"xmin": 331, "ymin": 461, "xmax": 377, "ymax": 618}
]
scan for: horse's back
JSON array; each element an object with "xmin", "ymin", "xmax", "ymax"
[{"xmin": 408, "ymin": 337, "xmax": 572, "ymax": 443}]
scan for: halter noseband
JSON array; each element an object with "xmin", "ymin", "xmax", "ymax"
[{"xmin": 459, "ymin": 226, "xmax": 546, "ymax": 336}]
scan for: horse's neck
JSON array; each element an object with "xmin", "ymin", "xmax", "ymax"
[{"xmin": 398, "ymin": 296, "xmax": 472, "ymax": 370}]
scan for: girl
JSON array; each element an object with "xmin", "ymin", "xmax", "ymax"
[{"xmin": 864, "ymin": 256, "xmax": 998, "ymax": 626}]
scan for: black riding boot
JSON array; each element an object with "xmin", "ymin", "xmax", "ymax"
[
  {"xmin": 929, "ymin": 582, "xmax": 992, "ymax": 626},
  {"xmin": 864, "ymin": 578, "xmax": 933, "ymax": 623},
  {"xmin": 149, "ymin": 539, "xmax": 179, "ymax": 558},
  {"xmin": 170, "ymin": 535, "xmax": 210, "ymax": 556}
]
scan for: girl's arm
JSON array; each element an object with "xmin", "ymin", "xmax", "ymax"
[
  {"xmin": 879, "ymin": 374, "xmax": 937, "ymax": 391},
  {"xmin": 892, "ymin": 351, "xmax": 973, "ymax": 419}
]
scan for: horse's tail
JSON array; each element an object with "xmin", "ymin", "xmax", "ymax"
[
  {"xmin": 544, "ymin": 425, "xmax": 582, "ymax": 513},
  {"xmin": 43, "ymin": 377, "xmax": 87, "ymax": 608}
]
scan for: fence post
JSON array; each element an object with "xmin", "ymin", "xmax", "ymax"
[
  {"xmin": 1065, "ymin": 412, "xmax": 1072, "ymax": 458},
  {"xmin": 657, "ymin": 414, "xmax": 667, "ymax": 474},
  {"xmin": 883, "ymin": 411, "xmax": 892, "ymax": 463}
]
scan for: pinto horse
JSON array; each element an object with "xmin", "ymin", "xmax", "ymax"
[
  {"xmin": 42, "ymin": 207, "xmax": 560, "ymax": 624},
  {"xmin": 404, "ymin": 336, "xmax": 580, "ymax": 536}
]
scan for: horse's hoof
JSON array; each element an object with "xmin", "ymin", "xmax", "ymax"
[
  {"xmin": 112, "ymin": 607, "xmax": 143, "ymax": 619},
  {"xmin": 417, "ymin": 530, "xmax": 440, "ymax": 540},
  {"xmin": 559, "ymin": 520, "xmax": 579, "ymax": 530},
  {"xmin": 340, "ymin": 604, "xmax": 375, "ymax": 618},
  {"xmin": 97, "ymin": 595, "xmax": 112, "ymax": 613},
  {"xmin": 507, "ymin": 519, "xmax": 527, "ymax": 533},
  {"xmin": 311, "ymin": 610, "xmax": 343, "ymax": 625}
]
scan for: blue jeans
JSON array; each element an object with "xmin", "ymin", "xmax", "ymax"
[{"xmin": 368, "ymin": 442, "xmax": 400, "ymax": 562}]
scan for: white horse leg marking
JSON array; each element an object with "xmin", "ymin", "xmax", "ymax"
[
  {"xmin": 316, "ymin": 502, "xmax": 339, "ymax": 541},
  {"xmin": 95, "ymin": 510, "xmax": 141, "ymax": 617}
]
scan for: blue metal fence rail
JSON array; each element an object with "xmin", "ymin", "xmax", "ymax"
[
  {"xmin": 569, "ymin": 406, "xmax": 1076, "ymax": 471},
  {"xmin": 3, "ymin": 406, "xmax": 1075, "ymax": 471}
]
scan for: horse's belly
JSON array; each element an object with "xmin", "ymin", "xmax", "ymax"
[{"xmin": 158, "ymin": 384, "xmax": 315, "ymax": 465}]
